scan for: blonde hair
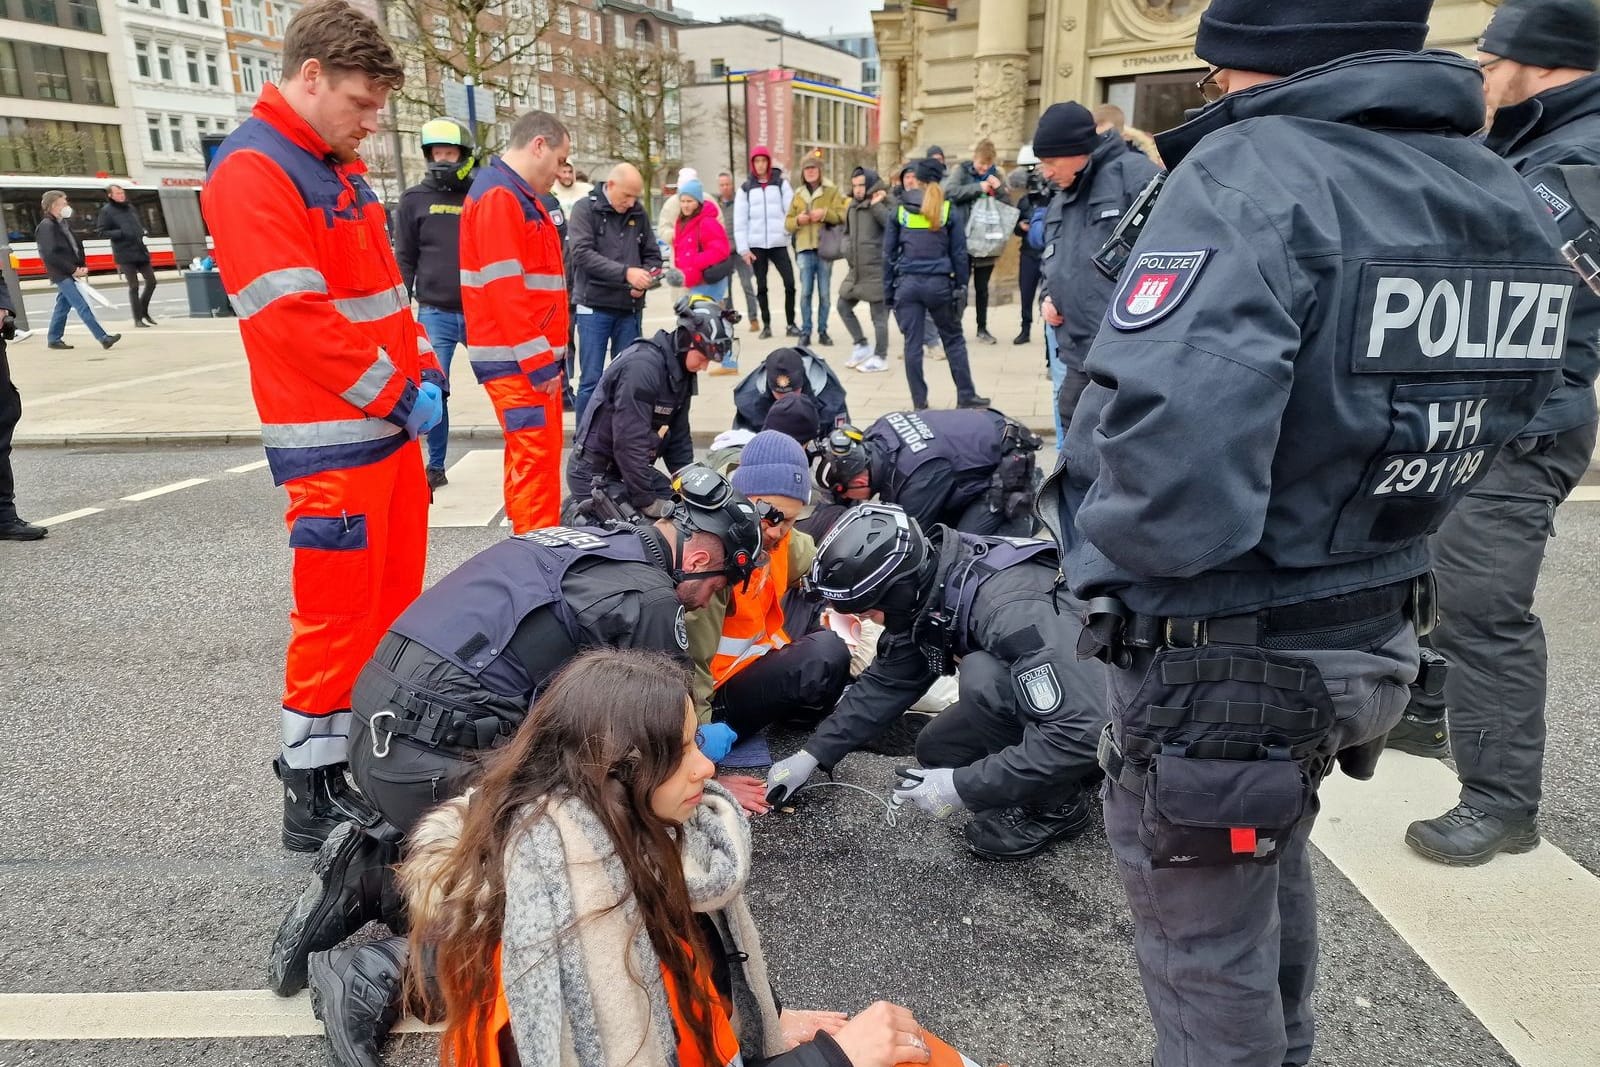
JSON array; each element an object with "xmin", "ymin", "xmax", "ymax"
[
  {"xmin": 973, "ymin": 139, "xmax": 996, "ymax": 167},
  {"xmin": 919, "ymin": 181, "xmax": 945, "ymax": 231}
]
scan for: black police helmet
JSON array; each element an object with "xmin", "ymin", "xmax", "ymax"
[
  {"xmin": 670, "ymin": 464, "xmax": 763, "ymax": 587},
  {"xmin": 805, "ymin": 504, "xmax": 930, "ymax": 616},
  {"xmin": 813, "ymin": 424, "xmax": 870, "ymax": 502},
  {"xmin": 675, "ymin": 294, "xmax": 740, "ymax": 365}
]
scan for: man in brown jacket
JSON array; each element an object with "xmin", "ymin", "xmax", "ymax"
[{"xmin": 784, "ymin": 154, "xmax": 847, "ymax": 347}]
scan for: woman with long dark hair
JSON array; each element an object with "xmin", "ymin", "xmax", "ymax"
[{"xmin": 403, "ymin": 649, "xmax": 935, "ymax": 1067}]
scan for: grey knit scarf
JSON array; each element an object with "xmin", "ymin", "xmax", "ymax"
[{"xmin": 498, "ymin": 781, "xmax": 786, "ymax": 1066}]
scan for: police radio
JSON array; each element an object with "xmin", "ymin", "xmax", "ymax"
[
  {"xmin": 1092, "ymin": 172, "xmax": 1167, "ymax": 281},
  {"xmin": 1555, "ymin": 165, "xmax": 1600, "ymax": 296}
]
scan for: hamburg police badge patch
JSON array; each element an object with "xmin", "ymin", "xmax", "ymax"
[
  {"xmin": 1108, "ymin": 249, "xmax": 1210, "ymax": 331},
  {"xmin": 1017, "ymin": 664, "xmax": 1063, "ymax": 714}
]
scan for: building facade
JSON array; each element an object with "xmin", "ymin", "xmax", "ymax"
[
  {"xmin": 873, "ymin": 0, "xmax": 1501, "ymax": 174},
  {"xmin": 678, "ymin": 19, "xmax": 877, "ymax": 183},
  {"xmin": 0, "ymin": 0, "xmax": 134, "ymax": 176},
  {"xmin": 818, "ymin": 31, "xmax": 879, "ymax": 97},
  {"xmin": 113, "ymin": 0, "xmax": 238, "ymax": 185}
]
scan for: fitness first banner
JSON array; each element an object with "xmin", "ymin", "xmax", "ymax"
[{"xmin": 745, "ymin": 69, "xmax": 795, "ymax": 171}]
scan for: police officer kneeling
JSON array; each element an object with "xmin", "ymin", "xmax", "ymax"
[
  {"xmin": 766, "ymin": 505, "xmax": 1107, "ymax": 860},
  {"xmin": 266, "ymin": 466, "xmax": 761, "ymax": 1067},
  {"xmin": 812, "ymin": 408, "xmax": 1042, "ymax": 541},
  {"xmin": 564, "ymin": 295, "xmax": 737, "ymax": 523},
  {"xmin": 1039, "ymin": 2, "xmax": 1576, "ymax": 1063}
]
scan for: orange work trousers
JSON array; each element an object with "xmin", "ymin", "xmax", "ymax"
[
  {"xmin": 485, "ymin": 374, "xmax": 563, "ymax": 534},
  {"xmin": 280, "ymin": 440, "xmax": 429, "ymax": 768}
]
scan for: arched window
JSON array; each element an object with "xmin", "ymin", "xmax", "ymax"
[{"xmin": 633, "ymin": 19, "xmax": 653, "ymax": 46}]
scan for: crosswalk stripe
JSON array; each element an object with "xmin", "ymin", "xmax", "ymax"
[
  {"xmin": 1566, "ymin": 485, "xmax": 1600, "ymax": 502},
  {"xmin": 1312, "ymin": 753, "xmax": 1600, "ymax": 1067},
  {"xmin": 0, "ymin": 989, "xmax": 440, "ymax": 1041},
  {"xmin": 428, "ymin": 449, "xmax": 508, "ymax": 528},
  {"xmin": 226, "ymin": 459, "xmax": 270, "ymax": 473},
  {"xmin": 34, "ymin": 506, "xmax": 103, "ymax": 526},
  {"xmin": 122, "ymin": 477, "xmax": 210, "ymax": 502}
]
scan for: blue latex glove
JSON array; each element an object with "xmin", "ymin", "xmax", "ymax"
[
  {"xmin": 765, "ymin": 750, "xmax": 820, "ymax": 805},
  {"xmin": 891, "ymin": 765, "xmax": 964, "ymax": 818},
  {"xmin": 406, "ymin": 382, "xmax": 444, "ymax": 437},
  {"xmin": 696, "ymin": 723, "xmax": 737, "ymax": 763}
]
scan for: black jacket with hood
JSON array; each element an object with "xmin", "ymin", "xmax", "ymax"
[{"xmin": 95, "ymin": 200, "xmax": 150, "ymax": 267}]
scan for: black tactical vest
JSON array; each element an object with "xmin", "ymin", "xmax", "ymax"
[
  {"xmin": 387, "ymin": 526, "xmax": 656, "ymax": 697},
  {"xmin": 870, "ymin": 409, "xmax": 1005, "ymax": 506}
]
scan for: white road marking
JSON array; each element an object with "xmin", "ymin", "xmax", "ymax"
[
  {"xmin": 1313, "ymin": 753, "xmax": 1600, "ymax": 1067},
  {"xmin": 33, "ymin": 506, "xmax": 103, "ymax": 526},
  {"xmin": 0, "ymin": 989, "xmax": 441, "ymax": 1041},
  {"xmin": 27, "ymin": 361, "xmax": 238, "ymax": 407},
  {"xmin": 121, "ymin": 477, "xmax": 209, "ymax": 502},
  {"xmin": 1566, "ymin": 485, "xmax": 1600, "ymax": 502},
  {"xmin": 226, "ymin": 459, "xmax": 270, "ymax": 473},
  {"xmin": 428, "ymin": 449, "xmax": 508, "ymax": 528}
]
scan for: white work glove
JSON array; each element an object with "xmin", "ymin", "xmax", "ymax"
[
  {"xmin": 765, "ymin": 750, "xmax": 820, "ymax": 805},
  {"xmin": 891, "ymin": 766, "xmax": 964, "ymax": 818}
]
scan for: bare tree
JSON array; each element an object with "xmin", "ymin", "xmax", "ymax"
[
  {"xmin": 385, "ymin": 0, "xmax": 560, "ymax": 154},
  {"xmin": 569, "ymin": 41, "xmax": 691, "ymax": 211},
  {"xmin": 0, "ymin": 127, "xmax": 103, "ymax": 176}
]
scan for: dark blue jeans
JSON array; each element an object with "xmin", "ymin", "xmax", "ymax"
[
  {"xmin": 48, "ymin": 278, "xmax": 109, "ymax": 344},
  {"xmin": 416, "ymin": 305, "xmax": 465, "ymax": 470},
  {"xmin": 574, "ymin": 305, "xmax": 642, "ymax": 423}
]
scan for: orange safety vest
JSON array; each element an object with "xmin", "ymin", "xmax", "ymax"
[
  {"xmin": 450, "ymin": 943, "xmax": 740, "ymax": 1067},
  {"xmin": 709, "ymin": 530, "xmax": 792, "ymax": 688}
]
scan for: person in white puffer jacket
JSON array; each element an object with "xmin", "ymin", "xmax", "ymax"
[{"xmin": 733, "ymin": 145, "xmax": 796, "ymax": 341}]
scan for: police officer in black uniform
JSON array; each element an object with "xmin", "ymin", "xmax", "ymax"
[
  {"xmin": 564, "ymin": 295, "xmax": 738, "ymax": 522},
  {"xmin": 731, "ymin": 345, "xmax": 850, "ymax": 440},
  {"xmin": 267, "ymin": 467, "xmax": 762, "ymax": 1067},
  {"xmin": 811, "ymin": 408, "xmax": 1042, "ymax": 540},
  {"xmin": 765, "ymin": 504, "xmax": 1107, "ymax": 860},
  {"xmin": 1038, "ymin": 3, "xmax": 1581, "ymax": 1063},
  {"xmin": 1394, "ymin": 0, "xmax": 1600, "ymax": 868}
]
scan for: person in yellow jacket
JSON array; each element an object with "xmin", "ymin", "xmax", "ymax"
[
  {"xmin": 685, "ymin": 431, "xmax": 852, "ymax": 758},
  {"xmin": 784, "ymin": 155, "xmax": 848, "ymax": 347}
]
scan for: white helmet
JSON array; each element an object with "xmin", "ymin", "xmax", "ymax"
[{"xmin": 1016, "ymin": 143, "xmax": 1039, "ymax": 167}]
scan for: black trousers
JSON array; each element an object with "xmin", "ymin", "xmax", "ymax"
[
  {"xmin": 1017, "ymin": 255, "xmax": 1041, "ymax": 329},
  {"xmin": 711, "ymin": 630, "xmax": 852, "ymax": 739},
  {"xmin": 971, "ymin": 261, "xmax": 994, "ymax": 332},
  {"xmin": 751, "ymin": 246, "xmax": 797, "ymax": 330},
  {"xmin": 0, "ymin": 343, "xmax": 19, "ymax": 521},
  {"xmin": 121, "ymin": 261, "xmax": 156, "ymax": 321}
]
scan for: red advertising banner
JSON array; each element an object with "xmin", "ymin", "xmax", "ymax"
[{"xmin": 744, "ymin": 69, "xmax": 795, "ymax": 172}]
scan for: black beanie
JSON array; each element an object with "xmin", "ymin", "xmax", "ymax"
[
  {"xmin": 912, "ymin": 157, "xmax": 946, "ymax": 184},
  {"xmin": 762, "ymin": 393, "xmax": 822, "ymax": 444},
  {"xmin": 1196, "ymin": 0, "xmax": 1432, "ymax": 77},
  {"xmin": 1481, "ymin": 0, "xmax": 1600, "ymax": 72},
  {"xmin": 1032, "ymin": 102, "xmax": 1099, "ymax": 157}
]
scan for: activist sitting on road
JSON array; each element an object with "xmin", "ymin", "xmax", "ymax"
[
  {"xmin": 811, "ymin": 408, "xmax": 1043, "ymax": 540},
  {"xmin": 732, "ymin": 346, "xmax": 850, "ymax": 442},
  {"xmin": 767, "ymin": 504, "xmax": 1109, "ymax": 862},
  {"xmin": 686, "ymin": 432, "xmax": 853, "ymax": 756},
  {"xmin": 563, "ymin": 296, "xmax": 737, "ymax": 525},
  {"xmin": 401, "ymin": 649, "xmax": 936, "ymax": 1067},
  {"xmin": 264, "ymin": 468, "xmax": 768, "ymax": 1067}
]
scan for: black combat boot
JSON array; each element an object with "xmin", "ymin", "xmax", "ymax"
[
  {"xmin": 1405, "ymin": 803, "xmax": 1539, "ymax": 867},
  {"xmin": 1385, "ymin": 709, "xmax": 1449, "ymax": 758},
  {"xmin": 308, "ymin": 935, "xmax": 409, "ymax": 1067},
  {"xmin": 276, "ymin": 758, "xmax": 372, "ymax": 852},
  {"xmin": 268, "ymin": 822, "xmax": 398, "ymax": 996},
  {"xmin": 964, "ymin": 791, "xmax": 1094, "ymax": 861}
]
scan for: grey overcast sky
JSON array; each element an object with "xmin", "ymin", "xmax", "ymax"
[{"xmin": 679, "ymin": 0, "xmax": 875, "ymax": 38}]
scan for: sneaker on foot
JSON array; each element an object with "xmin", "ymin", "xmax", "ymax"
[
  {"xmin": 0, "ymin": 517, "xmax": 47, "ymax": 541},
  {"xmin": 965, "ymin": 792, "xmax": 1095, "ymax": 861},
  {"xmin": 858, "ymin": 356, "xmax": 889, "ymax": 373},
  {"xmin": 759, "ymin": 325, "xmax": 772, "ymax": 340},
  {"xmin": 845, "ymin": 343, "xmax": 872, "ymax": 368},
  {"xmin": 817, "ymin": 331, "xmax": 833, "ymax": 346},
  {"xmin": 425, "ymin": 467, "xmax": 448, "ymax": 491},
  {"xmin": 976, "ymin": 329, "xmax": 998, "ymax": 344},
  {"xmin": 785, "ymin": 323, "xmax": 802, "ymax": 338},
  {"xmin": 927, "ymin": 346, "xmax": 947, "ymax": 361},
  {"xmin": 1385, "ymin": 712, "xmax": 1448, "ymax": 759},
  {"xmin": 48, "ymin": 340, "xmax": 74, "ymax": 350},
  {"xmin": 798, "ymin": 332, "xmax": 812, "ymax": 347}
]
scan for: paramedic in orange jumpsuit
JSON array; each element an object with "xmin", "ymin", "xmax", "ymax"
[
  {"xmin": 202, "ymin": 0, "xmax": 444, "ymax": 851},
  {"xmin": 459, "ymin": 111, "xmax": 571, "ymax": 533}
]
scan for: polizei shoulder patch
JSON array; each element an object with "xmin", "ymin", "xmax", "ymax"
[
  {"xmin": 1109, "ymin": 249, "xmax": 1210, "ymax": 331},
  {"xmin": 1532, "ymin": 182, "xmax": 1572, "ymax": 222}
]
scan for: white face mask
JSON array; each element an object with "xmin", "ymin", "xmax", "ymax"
[{"xmin": 59, "ymin": 205, "xmax": 74, "ymax": 219}]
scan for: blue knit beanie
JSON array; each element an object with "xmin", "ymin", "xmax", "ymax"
[
  {"xmin": 731, "ymin": 430, "xmax": 811, "ymax": 502},
  {"xmin": 679, "ymin": 178, "xmax": 705, "ymax": 203}
]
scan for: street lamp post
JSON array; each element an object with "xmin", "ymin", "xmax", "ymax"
[{"xmin": 765, "ymin": 34, "xmax": 785, "ymax": 71}]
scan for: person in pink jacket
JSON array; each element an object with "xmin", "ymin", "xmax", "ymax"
[{"xmin": 674, "ymin": 179, "xmax": 732, "ymax": 302}]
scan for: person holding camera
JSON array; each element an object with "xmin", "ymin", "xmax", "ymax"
[{"xmin": 0, "ymin": 273, "xmax": 44, "ymax": 541}]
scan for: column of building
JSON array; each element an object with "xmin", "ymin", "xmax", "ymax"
[{"xmin": 971, "ymin": 0, "xmax": 1030, "ymax": 163}]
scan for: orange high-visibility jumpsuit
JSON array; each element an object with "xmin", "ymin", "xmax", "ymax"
[
  {"xmin": 459, "ymin": 158, "xmax": 569, "ymax": 533},
  {"xmin": 203, "ymin": 83, "xmax": 443, "ymax": 769}
]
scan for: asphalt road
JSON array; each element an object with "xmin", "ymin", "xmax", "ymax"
[
  {"xmin": 1, "ymin": 443, "xmax": 1596, "ymax": 1066},
  {"xmin": 10, "ymin": 272, "xmax": 193, "ymax": 336}
]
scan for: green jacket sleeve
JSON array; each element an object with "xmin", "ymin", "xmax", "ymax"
[
  {"xmin": 685, "ymin": 587, "xmax": 730, "ymax": 723},
  {"xmin": 788, "ymin": 530, "xmax": 817, "ymax": 588}
]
